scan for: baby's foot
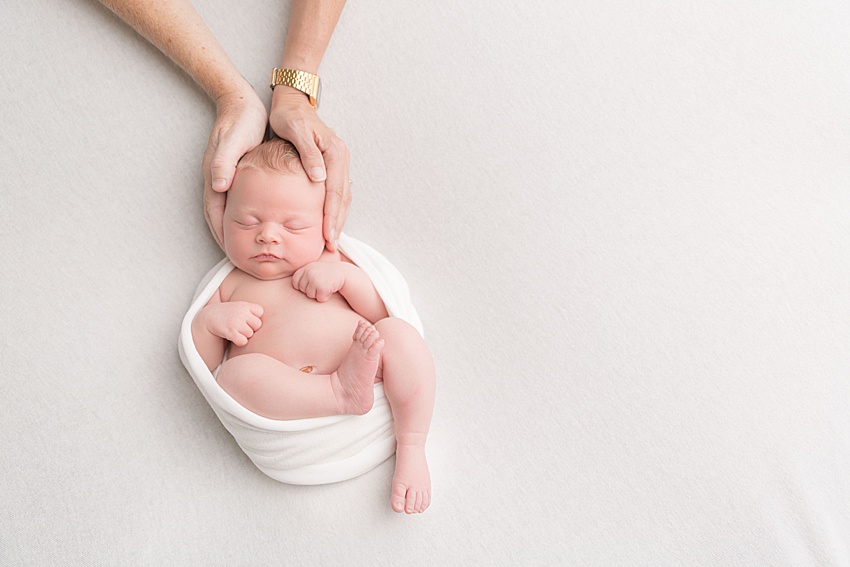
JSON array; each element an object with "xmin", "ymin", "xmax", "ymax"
[
  {"xmin": 331, "ymin": 320, "xmax": 384, "ymax": 415},
  {"xmin": 391, "ymin": 443, "xmax": 431, "ymax": 514}
]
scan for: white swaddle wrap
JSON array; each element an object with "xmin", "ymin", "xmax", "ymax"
[{"xmin": 178, "ymin": 233, "xmax": 423, "ymax": 485}]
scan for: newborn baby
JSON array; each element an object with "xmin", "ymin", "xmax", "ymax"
[{"xmin": 191, "ymin": 138, "xmax": 434, "ymax": 514}]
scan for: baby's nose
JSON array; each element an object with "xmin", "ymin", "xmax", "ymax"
[{"xmin": 256, "ymin": 224, "xmax": 281, "ymax": 244}]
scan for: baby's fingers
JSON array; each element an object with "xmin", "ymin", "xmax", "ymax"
[
  {"xmin": 246, "ymin": 314, "xmax": 262, "ymax": 332},
  {"xmin": 230, "ymin": 323, "xmax": 256, "ymax": 346},
  {"xmin": 239, "ymin": 322, "xmax": 256, "ymax": 340},
  {"xmin": 315, "ymin": 289, "xmax": 332, "ymax": 302},
  {"xmin": 291, "ymin": 267, "xmax": 306, "ymax": 291},
  {"xmin": 229, "ymin": 331, "xmax": 249, "ymax": 347},
  {"xmin": 303, "ymin": 281, "xmax": 318, "ymax": 299},
  {"xmin": 247, "ymin": 303, "xmax": 264, "ymax": 318}
]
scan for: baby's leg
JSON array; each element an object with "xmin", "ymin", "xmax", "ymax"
[
  {"xmin": 216, "ymin": 321, "xmax": 383, "ymax": 420},
  {"xmin": 374, "ymin": 318, "xmax": 436, "ymax": 514}
]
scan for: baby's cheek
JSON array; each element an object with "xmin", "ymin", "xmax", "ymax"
[
  {"xmin": 303, "ymin": 230, "xmax": 326, "ymax": 258},
  {"xmin": 314, "ymin": 236, "xmax": 327, "ymax": 256},
  {"xmin": 227, "ymin": 235, "xmax": 255, "ymax": 267},
  {"xmin": 222, "ymin": 223, "xmax": 243, "ymax": 248}
]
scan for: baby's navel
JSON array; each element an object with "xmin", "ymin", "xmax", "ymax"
[{"xmin": 299, "ymin": 365, "xmax": 316, "ymax": 374}]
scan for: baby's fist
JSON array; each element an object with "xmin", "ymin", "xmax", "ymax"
[
  {"xmin": 204, "ymin": 301, "xmax": 263, "ymax": 346},
  {"xmin": 292, "ymin": 262, "xmax": 348, "ymax": 302}
]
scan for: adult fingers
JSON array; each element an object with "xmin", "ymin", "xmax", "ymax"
[
  {"xmin": 208, "ymin": 133, "xmax": 245, "ymax": 194},
  {"xmin": 286, "ymin": 120, "xmax": 327, "ymax": 183},
  {"xmin": 207, "ymin": 90, "xmax": 267, "ymax": 193},
  {"xmin": 321, "ymin": 136, "xmax": 351, "ymax": 250},
  {"xmin": 269, "ymin": 90, "xmax": 327, "ymax": 183},
  {"xmin": 203, "ymin": 186, "xmax": 226, "ymax": 250},
  {"xmin": 201, "ymin": 89, "xmax": 267, "ymax": 249},
  {"xmin": 268, "ymin": 93, "xmax": 349, "ymax": 249}
]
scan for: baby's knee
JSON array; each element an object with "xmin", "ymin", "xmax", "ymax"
[
  {"xmin": 215, "ymin": 354, "xmax": 263, "ymax": 394},
  {"xmin": 374, "ymin": 318, "xmax": 426, "ymax": 354},
  {"xmin": 375, "ymin": 317, "xmax": 419, "ymax": 338},
  {"xmin": 215, "ymin": 356, "xmax": 246, "ymax": 390}
]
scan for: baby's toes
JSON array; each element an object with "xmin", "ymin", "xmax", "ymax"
[
  {"xmin": 405, "ymin": 490, "xmax": 421, "ymax": 514},
  {"xmin": 391, "ymin": 484, "xmax": 407, "ymax": 513},
  {"xmin": 352, "ymin": 320, "xmax": 369, "ymax": 341},
  {"xmin": 358, "ymin": 323, "xmax": 378, "ymax": 346},
  {"xmin": 413, "ymin": 491, "xmax": 425, "ymax": 514},
  {"xmin": 361, "ymin": 327, "xmax": 380, "ymax": 349},
  {"xmin": 367, "ymin": 338, "xmax": 385, "ymax": 359}
]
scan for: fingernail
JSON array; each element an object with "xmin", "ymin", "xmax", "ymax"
[
  {"xmin": 329, "ymin": 226, "xmax": 336, "ymax": 242},
  {"xmin": 212, "ymin": 178, "xmax": 227, "ymax": 190},
  {"xmin": 309, "ymin": 167, "xmax": 326, "ymax": 182}
]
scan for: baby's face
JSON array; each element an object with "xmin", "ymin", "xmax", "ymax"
[{"xmin": 223, "ymin": 166, "xmax": 326, "ymax": 280}]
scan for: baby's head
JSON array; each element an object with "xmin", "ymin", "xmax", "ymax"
[{"xmin": 223, "ymin": 138, "xmax": 326, "ymax": 280}]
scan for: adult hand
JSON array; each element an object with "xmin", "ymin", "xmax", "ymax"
[
  {"xmin": 269, "ymin": 87, "xmax": 351, "ymax": 252},
  {"xmin": 202, "ymin": 87, "xmax": 268, "ymax": 250}
]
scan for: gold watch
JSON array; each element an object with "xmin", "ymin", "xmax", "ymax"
[{"xmin": 270, "ymin": 68, "xmax": 322, "ymax": 109}]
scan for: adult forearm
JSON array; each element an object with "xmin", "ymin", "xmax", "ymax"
[
  {"xmin": 98, "ymin": 0, "xmax": 248, "ymax": 102},
  {"xmin": 280, "ymin": 0, "xmax": 346, "ymax": 73}
]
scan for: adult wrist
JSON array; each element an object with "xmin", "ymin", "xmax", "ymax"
[
  {"xmin": 271, "ymin": 85, "xmax": 317, "ymax": 112},
  {"xmin": 213, "ymin": 76, "xmax": 260, "ymax": 111},
  {"xmin": 272, "ymin": 84, "xmax": 309, "ymax": 100}
]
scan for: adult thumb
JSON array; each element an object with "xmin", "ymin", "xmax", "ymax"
[
  {"xmin": 291, "ymin": 137, "xmax": 326, "ymax": 183},
  {"xmin": 209, "ymin": 142, "xmax": 240, "ymax": 193}
]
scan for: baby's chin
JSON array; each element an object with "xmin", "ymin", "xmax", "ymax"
[{"xmin": 236, "ymin": 261, "xmax": 297, "ymax": 280}]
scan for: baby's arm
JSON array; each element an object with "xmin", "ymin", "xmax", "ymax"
[
  {"xmin": 338, "ymin": 263, "xmax": 390, "ymax": 322},
  {"xmin": 191, "ymin": 286, "xmax": 264, "ymax": 371},
  {"xmin": 292, "ymin": 261, "xmax": 389, "ymax": 323}
]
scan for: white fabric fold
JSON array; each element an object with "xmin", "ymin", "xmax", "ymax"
[{"xmin": 178, "ymin": 233, "xmax": 422, "ymax": 485}]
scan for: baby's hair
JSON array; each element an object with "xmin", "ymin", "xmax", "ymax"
[{"xmin": 236, "ymin": 136, "xmax": 303, "ymax": 174}]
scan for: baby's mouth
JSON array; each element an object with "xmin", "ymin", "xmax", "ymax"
[{"xmin": 252, "ymin": 252, "xmax": 281, "ymax": 261}]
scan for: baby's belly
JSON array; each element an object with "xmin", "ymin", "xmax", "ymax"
[{"xmin": 228, "ymin": 291, "xmax": 365, "ymax": 374}]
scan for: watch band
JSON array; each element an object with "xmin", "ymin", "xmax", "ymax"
[{"xmin": 270, "ymin": 68, "xmax": 321, "ymax": 109}]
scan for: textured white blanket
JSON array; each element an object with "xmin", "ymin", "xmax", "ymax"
[{"xmin": 178, "ymin": 233, "xmax": 423, "ymax": 485}]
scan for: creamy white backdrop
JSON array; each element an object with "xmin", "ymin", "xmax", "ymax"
[{"xmin": 2, "ymin": 1, "xmax": 849, "ymax": 565}]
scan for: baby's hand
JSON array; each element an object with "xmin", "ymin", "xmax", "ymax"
[
  {"xmin": 202, "ymin": 301, "xmax": 263, "ymax": 346},
  {"xmin": 292, "ymin": 262, "xmax": 349, "ymax": 302}
]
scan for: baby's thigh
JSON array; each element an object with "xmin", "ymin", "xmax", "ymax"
[{"xmin": 216, "ymin": 353, "xmax": 291, "ymax": 404}]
